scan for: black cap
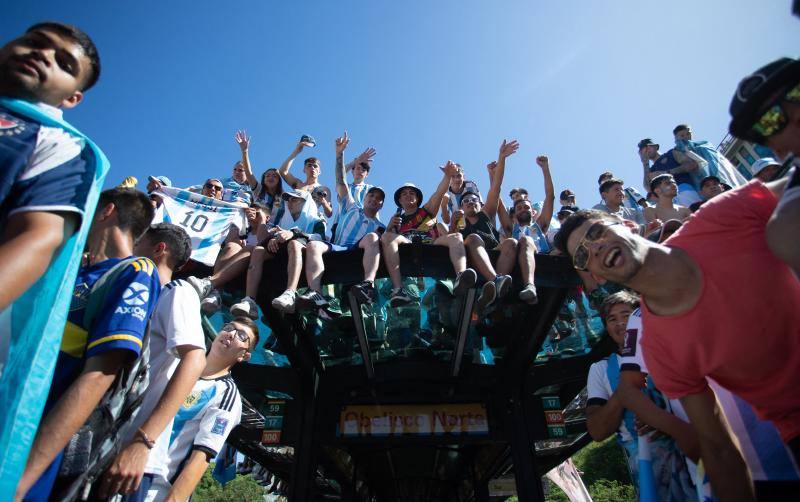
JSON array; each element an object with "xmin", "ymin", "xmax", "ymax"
[
  {"xmin": 699, "ymin": 175, "xmax": 721, "ymax": 188},
  {"xmin": 559, "ymin": 189, "xmax": 575, "ymax": 200},
  {"xmin": 729, "ymin": 57, "xmax": 800, "ymax": 144},
  {"xmin": 637, "ymin": 138, "xmax": 659, "ymax": 150}
]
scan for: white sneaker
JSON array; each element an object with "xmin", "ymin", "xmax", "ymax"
[
  {"xmin": 200, "ymin": 289, "xmax": 221, "ymax": 314},
  {"xmin": 230, "ymin": 296, "xmax": 259, "ymax": 319},
  {"xmin": 271, "ymin": 290, "xmax": 297, "ymax": 313},
  {"xmin": 186, "ymin": 276, "xmax": 213, "ymax": 299}
]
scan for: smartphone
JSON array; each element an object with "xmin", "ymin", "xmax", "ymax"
[{"xmin": 300, "ymin": 134, "xmax": 316, "ymax": 147}]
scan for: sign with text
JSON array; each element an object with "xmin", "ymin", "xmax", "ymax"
[
  {"xmin": 260, "ymin": 400, "xmax": 286, "ymax": 445},
  {"xmin": 339, "ymin": 403, "xmax": 489, "ymax": 437}
]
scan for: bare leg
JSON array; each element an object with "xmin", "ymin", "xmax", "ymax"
[
  {"xmin": 214, "ymin": 241, "xmax": 243, "ymax": 274},
  {"xmin": 359, "ymin": 232, "xmax": 381, "ymax": 282},
  {"xmin": 434, "ymin": 233, "xmax": 466, "ymax": 274},
  {"xmin": 285, "ymin": 240, "xmax": 305, "ymax": 291},
  {"xmin": 381, "ymin": 232, "xmax": 410, "ymax": 289},
  {"xmin": 245, "ymin": 246, "xmax": 273, "ymax": 299},
  {"xmin": 495, "ymin": 238, "xmax": 518, "ymax": 275},
  {"xmin": 304, "ymin": 241, "xmax": 328, "ymax": 292},
  {"xmin": 209, "ymin": 246, "xmax": 253, "ymax": 288},
  {"xmin": 518, "ymin": 236, "xmax": 536, "ymax": 285},
  {"xmin": 464, "ymin": 234, "xmax": 496, "ymax": 280}
]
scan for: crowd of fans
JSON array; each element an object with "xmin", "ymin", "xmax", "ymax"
[{"xmin": 0, "ymin": 19, "xmax": 798, "ymax": 502}]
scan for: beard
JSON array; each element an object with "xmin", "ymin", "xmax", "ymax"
[{"xmin": 516, "ymin": 211, "xmax": 532, "ymax": 225}]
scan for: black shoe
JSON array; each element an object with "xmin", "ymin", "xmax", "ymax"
[
  {"xmin": 453, "ymin": 268, "xmax": 477, "ymax": 296},
  {"xmin": 476, "ymin": 280, "xmax": 497, "ymax": 310},
  {"xmin": 350, "ymin": 280, "xmax": 376, "ymax": 304},
  {"xmin": 389, "ymin": 287, "xmax": 414, "ymax": 307}
]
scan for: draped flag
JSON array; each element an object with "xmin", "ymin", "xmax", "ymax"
[
  {"xmin": 675, "ymin": 139, "xmax": 748, "ymax": 190},
  {"xmin": 545, "ymin": 458, "xmax": 592, "ymax": 502},
  {"xmin": 637, "ymin": 436, "xmax": 659, "ymax": 502},
  {"xmin": 0, "ymin": 98, "xmax": 110, "ymax": 498},
  {"xmin": 154, "ymin": 187, "xmax": 248, "ymax": 266}
]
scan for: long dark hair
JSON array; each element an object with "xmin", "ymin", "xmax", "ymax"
[{"xmin": 257, "ymin": 168, "xmax": 284, "ymax": 200}]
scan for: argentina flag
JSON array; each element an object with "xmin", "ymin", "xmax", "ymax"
[{"xmin": 155, "ymin": 187, "xmax": 248, "ymax": 266}]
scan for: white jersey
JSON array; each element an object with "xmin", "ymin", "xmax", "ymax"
[
  {"xmin": 122, "ymin": 279, "xmax": 206, "ymax": 478},
  {"xmin": 619, "ymin": 309, "xmax": 800, "ymax": 481},
  {"xmin": 586, "ymin": 358, "xmax": 634, "ymax": 443},
  {"xmin": 159, "ymin": 374, "xmax": 241, "ymax": 484},
  {"xmin": 154, "ymin": 187, "xmax": 248, "ymax": 266}
]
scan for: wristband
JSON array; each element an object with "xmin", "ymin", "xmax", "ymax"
[{"xmin": 136, "ymin": 428, "xmax": 155, "ymax": 449}]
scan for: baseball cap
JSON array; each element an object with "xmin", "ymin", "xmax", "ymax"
[
  {"xmin": 559, "ymin": 189, "xmax": 575, "ymax": 200},
  {"xmin": 282, "ymin": 189, "xmax": 309, "ymax": 200},
  {"xmin": 366, "ymin": 186, "xmax": 386, "ymax": 199},
  {"xmin": 637, "ymin": 138, "xmax": 659, "ymax": 150},
  {"xmin": 148, "ymin": 175, "xmax": 172, "ymax": 187},
  {"xmin": 750, "ymin": 157, "xmax": 781, "ymax": 177},
  {"xmin": 729, "ymin": 57, "xmax": 800, "ymax": 144}
]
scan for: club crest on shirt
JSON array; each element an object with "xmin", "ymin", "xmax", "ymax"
[
  {"xmin": 620, "ymin": 328, "xmax": 638, "ymax": 357},
  {"xmin": 0, "ymin": 113, "xmax": 26, "ymax": 136},
  {"xmin": 183, "ymin": 391, "xmax": 201, "ymax": 408},
  {"xmin": 211, "ymin": 417, "xmax": 229, "ymax": 436}
]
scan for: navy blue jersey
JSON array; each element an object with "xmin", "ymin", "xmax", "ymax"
[
  {"xmin": 46, "ymin": 257, "xmax": 161, "ymax": 412},
  {"xmin": 649, "ymin": 149, "xmax": 693, "ymax": 187},
  {"xmin": 0, "ymin": 103, "xmax": 91, "ymax": 227}
]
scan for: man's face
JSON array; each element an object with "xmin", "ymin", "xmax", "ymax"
[
  {"xmin": 655, "ymin": 177, "xmax": 678, "ymax": 198},
  {"xmin": 0, "ymin": 28, "xmax": 90, "ymax": 108},
  {"xmin": 675, "ymin": 128, "xmax": 692, "ymax": 141},
  {"xmin": 765, "ymin": 102, "xmax": 800, "ymax": 161},
  {"xmin": 232, "ymin": 162, "xmax": 247, "ymax": 183},
  {"xmin": 700, "ymin": 180, "xmax": 723, "ymax": 199},
  {"xmin": 202, "ymin": 180, "xmax": 223, "ymax": 199},
  {"xmin": 605, "ymin": 303, "xmax": 634, "ymax": 346},
  {"xmin": 211, "ymin": 321, "xmax": 254, "ymax": 362},
  {"xmin": 755, "ymin": 165, "xmax": 779, "ymax": 182},
  {"xmin": 566, "ymin": 218, "xmax": 647, "ymax": 284},
  {"xmin": 363, "ymin": 190, "xmax": 384, "ymax": 211},
  {"xmin": 146, "ymin": 180, "xmax": 158, "ymax": 193},
  {"xmin": 304, "ymin": 160, "xmax": 321, "ymax": 179},
  {"xmin": 514, "ymin": 200, "xmax": 534, "ymax": 225},
  {"xmin": 353, "ymin": 163, "xmax": 369, "ymax": 182},
  {"xmin": 460, "ymin": 195, "xmax": 481, "ymax": 217},
  {"xmin": 286, "ymin": 196, "xmax": 305, "ymax": 214},
  {"xmin": 399, "ymin": 187, "xmax": 419, "ymax": 208},
  {"xmin": 641, "ymin": 145, "xmax": 659, "ymax": 160},
  {"xmin": 602, "ymin": 183, "xmax": 625, "ymax": 206},
  {"xmin": 450, "ymin": 169, "xmax": 464, "ymax": 188}
]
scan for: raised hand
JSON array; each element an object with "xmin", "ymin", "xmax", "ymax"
[
  {"xmin": 486, "ymin": 160, "xmax": 498, "ymax": 174},
  {"xmin": 499, "ymin": 139, "xmax": 519, "ymax": 160},
  {"xmin": 235, "ymin": 130, "xmax": 250, "ymax": 151},
  {"xmin": 355, "ymin": 147, "xmax": 377, "ymax": 165},
  {"xmin": 441, "ymin": 160, "xmax": 459, "ymax": 176},
  {"xmin": 296, "ymin": 139, "xmax": 314, "ymax": 152},
  {"xmin": 535, "ymin": 155, "xmax": 550, "ymax": 169},
  {"xmin": 335, "ymin": 131, "xmax": 350, "ymax": 155}
]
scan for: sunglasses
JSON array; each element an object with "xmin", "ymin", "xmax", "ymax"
[
  {"xmin": 749, "ymin": 82, "xmax": 800, "ymax": 142},
  {"xmin": 204, "ymin": 183, "xmax": 223, "ymax": 191},
  {"xmin": 220, "ymin": 323, "xmax": 251, "ymax": 346},
  {"xmin": 572, "ymin": 221, "xmax": 621, "ymax": 271},
  {"xmin": 461, "ymin": 197, "xmax": 480, "ymax": 205}
]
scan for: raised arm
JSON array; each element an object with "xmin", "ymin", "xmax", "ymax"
[
  {"xmin": 639, "ymin": 148, "xmax": 652, "ymax": 192},
  {"xmin": 485, "ymin": 140, "xmax": 519, "ymax": 220},
  {"xmin": 334, "ymin": 132, "xmax": 351, "ymax": 200},
  {"xmin": 534, "ymin": 156, "xmax": 555, "ymax": 231},
  {"xmin": 497, "ymin": 198, "xmax": 513, "ymax": 235},
  {"xmin": 278, "ymin": 140, "xmax": 312, "ymax": 189},
  {"xmin": 423, "ymin": 161, "xmax": 458, "ymax": 216},
  {"xmin": 235, "ymin": 130, "xmax": 258, "ymax": 189},
  {"xmin": 671, "ymin": 149, "xmax": 699, "ymax": 176},
  {"xmin": 345, "ymin": 147, "xmax": 377, "ymax": 173}
]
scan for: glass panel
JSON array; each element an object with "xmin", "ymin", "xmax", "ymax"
[{"xmin": 535, "ymin": 286, "xmax": 606, "ymax": 362}]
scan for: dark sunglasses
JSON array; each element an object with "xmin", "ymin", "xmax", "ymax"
[
  {"xmin": 748, "ymin": 82, "xmax": 800, "ymax": 142},
  {"xmin": 220, "ymin": 323, "xmax": 251, "ymax": 346},
  {"xmin": 572, "ymin": 221, "xmax": 621, "ymax": 271},
  {"xmin": 204, "ymin": 183, "xmax": 223, "ymax": 191}
]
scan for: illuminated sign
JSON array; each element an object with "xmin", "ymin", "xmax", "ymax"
[
  {"xmin": 338, "ymin": 403, "xmax": 488, "ymax": 437},
  {"xmin": 260, "ymin": 400, "xmax": 286, "ymax": 444}
]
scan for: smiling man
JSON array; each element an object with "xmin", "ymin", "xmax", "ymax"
[{"xmin": 554, "ymin": 167, "xmax": 800, "ymax": 500}]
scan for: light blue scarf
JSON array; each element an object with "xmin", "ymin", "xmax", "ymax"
[{"xmin": 0, "ymin": 98, "xmax": 109, "ymax": 497}]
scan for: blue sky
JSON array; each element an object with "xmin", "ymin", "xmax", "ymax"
[{"xmin": 5, "ymin": 1, "xmax": 799, "ymax": 210}]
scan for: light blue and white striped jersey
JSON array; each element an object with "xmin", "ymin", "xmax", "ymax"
[
  {"xmin": 155, "ymin": 187, "xmax": 247, "ymax": 266},
  {"xmin": 333, "ymin": 196, "xmax": 384, "ymax": 249},
  {"xmin": 512, "ymin": 222, "xmax": 550, "ymax": 253}
]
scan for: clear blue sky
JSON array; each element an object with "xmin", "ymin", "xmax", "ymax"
[{"xmin": 5, "ymin": 1, "xmax": 799, "ymax": 209}]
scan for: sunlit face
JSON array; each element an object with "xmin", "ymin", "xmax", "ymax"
[
  {"xmin": 0, "ymin": 28, "xmax": 90, "ymax": 107},
  {"xmin": 601, "ymin": 183, "xmax": 625, "ymax": 206},
  {"xmin": 202, "ymin": 180, "xmax": 223, "ymax": 199},
  {"xmin": 363, "ymin": 190, "xmax": 384, "ymax": 212},
  {"xmin": 700, "ymin": 180, "xmax": 723, "ymax": 199},
  {"xmin": 353, "ymin": 163, "xmax": 369, "ymax": 183},
  {"xmin": 304, "ymin": 159, "xmax": 321, "ymax": 179},
  {"xmin": 566, "ymin": 218, "xmax": 647, "ymax": 284},
  {"xmin": 262, "ymin": 169, "xmax": 280, "ymax": 190},
  {"xmin": 399, "ymin": 187, "xmax": 419, "ymax": 209},
  {"xmin": 460, "ymin": 194, "xmax": 481, "ymax": 217},
  {"xmin": 450, "ymin": 169, "xmax": 464, "ymax": 189},
  {"xmin": 675, "ymin": 128, "xmax": 692, "ymax": 141},
  {"xmin": 211, "ymin": 321, "xmax": 254, "ymax": 362},
  {"xmin": 514, "ymin": 199, "xmax": 535, "ymax": 225},
  {"xmin": 286, "ymin": 196, "xmax": 305, "ymax": 214},
  {"xmin": 655, "ymin": 177, "xmax": 678, "ymax": 198},
  {"xmin": 765, "ymin": 102, "xmax": 800, "ymax": 161},
  {"xmin": 605, "ymin": 303, "xmax": 634, "ymax": 346},
  {"xmin": 232, "ymin": 162, "xmax": 247, "ymax": 183}
]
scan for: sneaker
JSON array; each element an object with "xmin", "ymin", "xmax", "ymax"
[
  {"xmin": 453, "ymin": 268, "xmax": 477, "ymax": 296},
  {"xmin": 200, "ymin": 289, "xmax": 221, "ymax": 314},
  {"xmin": 389, "ymin": 287, "xmax": 414, "ymax": 307},
  {"xmin": 295, "ymin": 290, "xmax": 330, "ymax": 312},
  {"xmin": 271, "ymin": 289, "xmax": 297, "ymax": 313},
  {"xmin": 230, "ymin": 296, "xmax": 260, "ymax": 319},
  {"xmin": 476, "ymin": 280, "xmax": 497, "ymax": 310},
  {"xmin": 494, "ymin": 274, "xmax": 512, "ymax": 299},
  {"xmin": 350, "ymin": 280, "xmax": 376, "ymax": 304},
  {"xmin": 187, "ymin": 276, "xmax": 212, "ymax": 299},
  {"xmin": 519, "ymin": 283, "xmax": 539, "ymax": 305}
]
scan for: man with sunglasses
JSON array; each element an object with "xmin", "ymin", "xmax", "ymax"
[
  {"xmin": 198, "ymin": 178, "xmax": 223, "ymax": 200},
  {"xmin": 123, "ymin": 318, "xmax": 258, "ymax": 501},
  {"xmin": 554, "ymin": 156, "xmax": 800, "ymax": 502},
  {"xmin": 729, "ymin": 57, "xmax": 800, "ymax": 278}
]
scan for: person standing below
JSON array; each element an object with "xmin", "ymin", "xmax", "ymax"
[
  {"xmin": 381, "ymin": 162, "xmax": 477, "ymax": 306},
  {"xmin": 638, "ymin": 138, "xmax": 702, "ymax": 207},
  {"xmin": 277, "ymin": 137, "xmax": 333, "ymax": 218},
  {"xmin": 97, "ymin": 223, "xmax": 206, "ymax": 499},
  {"xmin": 644, "ymin": 174, "xmax": 692, "ymax": 223},
  {"xmin": 297, "ymin": 132, "xmax": 385, "ymax": 311},
  {"xmin": 124, "ymin": 319, "xmax": 258, "ymax": 501},
  {"xmin": 17, "ymin": 189, "xmax": 160, "ymax": 500}
]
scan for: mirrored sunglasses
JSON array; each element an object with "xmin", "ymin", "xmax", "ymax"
[{"xmin": 749, "ymin": 82, "xmax": 800, "ymax": 141}]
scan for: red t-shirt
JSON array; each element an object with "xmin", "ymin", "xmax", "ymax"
[{"xmin": 641, "ymin": 180, "xmax": 800, "ymax": 442}]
